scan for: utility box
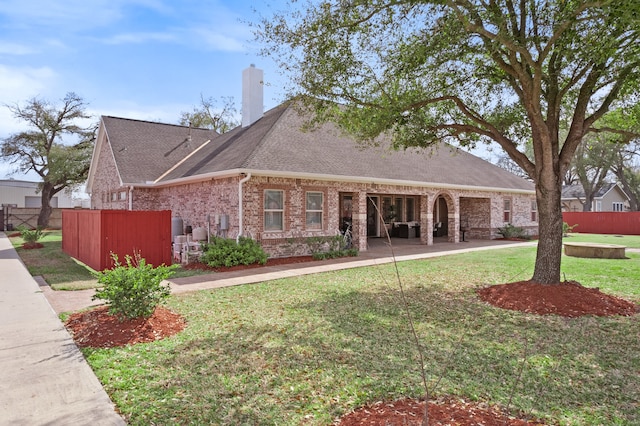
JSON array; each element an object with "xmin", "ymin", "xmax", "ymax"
[{"xmin": 219, "ymin": 214, "xmax": 229, "ymax": 230}]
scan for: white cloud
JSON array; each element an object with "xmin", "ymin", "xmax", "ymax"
[
  {"xmin": 0, "ymin": 65, "xmax": 57, "ymax": 134},
  {"xmin": 0, "ymin": 0, "xmax": 126, "ymax": 30},
  {"xmin": 191, "ymin": 27, "xmax": 247, "ymax": 52},
  {"xmin": 0, "ymin": 64, "xmax": 56, "ymax": 99},
  {"xmin": 101, "ymin": 32, "xmax": 177, "ymax": 45},
  {"xmin": 0, "ymin": 42, "xmax": 37, "ymax": 55}
]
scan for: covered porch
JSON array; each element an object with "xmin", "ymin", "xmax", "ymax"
[{"xmin": 339, "ymin": 191, "xmax": 493, "ymax": 252}]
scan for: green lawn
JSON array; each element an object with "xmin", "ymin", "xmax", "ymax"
[
  {"xmin": 10, "ymin": 230, "xmax": 100, "ymax": 290},
  {"xmin": 81, "ymin": 242, "xmax": 640, "ymax": 425},
  {"xmin": 10, "ymin": 230, "xmax": 211, "ymax": 290}
]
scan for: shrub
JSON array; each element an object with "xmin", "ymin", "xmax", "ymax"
[
  {"xmin": 306, "ymin": 234, "xmax": 358, "ymax": 260},
  {"xmin": 200, "ymin": 236, "xmax": 268, "ymax": 268},
  {"xmin": 497, "ymin": 223, "xmax": 529, "ymax": 239},
  {"xmin": 18, "ymin": 226, "xmax": 43, "ymax": 244},
  {"xmin": 93, "ymin": 253, "xmax": 178, "ymax": 320},
  {"xmin": 312, "ymin": 247, "xmax": 359, "ymax": 260}
]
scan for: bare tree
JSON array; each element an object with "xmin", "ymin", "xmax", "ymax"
[
  {"xmin": 613, "ymin": 141, "xmax": 640, "ymax": 211},
  {"xmin": 179, "ymin": 95, "xmax": 238, "ymax": 134},
  {"xmin": 573, "ymin": 133, "xmax": 618, "ymax": 211},
  {"xmin": 496, "ymin": 155, "xmax": 530, "ymax": 180}
]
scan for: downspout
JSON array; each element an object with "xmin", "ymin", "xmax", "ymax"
[
  {"xmin": 237, "ymin": 173, "xmax": 252, "ymax": 240},
  {"xmin": 128, "ymin": 186, "xmax": 134, "ymax": 211}
]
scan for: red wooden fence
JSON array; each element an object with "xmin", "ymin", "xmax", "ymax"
[
  {"xmin": 62, "ymin": 210, "xmax": 172, "ymax": 271},
  {"xmin": 562, "ymin": 212, "xmax": 640, "ymax": 236}
]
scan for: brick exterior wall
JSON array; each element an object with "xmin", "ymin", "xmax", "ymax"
[
  {"xmin": 90, "ymin": 135, "xmax": 129, "ymax": 210},
  {"xmin": 91, "ymin": 166, "xmax": 538, "ymax": 257}
]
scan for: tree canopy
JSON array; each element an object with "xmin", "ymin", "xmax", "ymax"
[
  {"xmin": 258, "ymin": 0, "xmax": 640, "ymax": 284},
  {"xmin": 1, "ymin": 93, "xmax": 95, "ymax": 227}
]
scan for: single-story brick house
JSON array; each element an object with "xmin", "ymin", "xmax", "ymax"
[
  {"xmin": 86, "ymin": 66, "xmax": 537, "ymax": 257},
  {"xmin": 561, "ymin": 183, "xmax": 630, "ymax": 212}
]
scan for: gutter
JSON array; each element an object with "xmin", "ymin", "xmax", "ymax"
[
  {"xmin": 128, "ymin": 186, "xmax": 134, "ymax": 210},
  {"xmin": 238, "ymin": 172, "xmax": 252, "ymax": 239},
  {"xmin": 132, "ymin": 168, "xmax": 535, "ymax": 195}
]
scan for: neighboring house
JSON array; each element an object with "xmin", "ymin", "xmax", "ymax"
[
  {"xmin": 0, "ymin": 178, "xmax": 77, "ymax": 208},
  {"xmin": 86, "ymin": 66, "xmax": 537, "ymax": 257},
  {"xmin": 561, "ymin": 183, "xmax": 630, "ymax": 212}
]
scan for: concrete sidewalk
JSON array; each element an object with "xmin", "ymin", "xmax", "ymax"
[
  {"xmin": 41, "ymin": 237, "xmax": 538, "ymax": 314},
  {"xmin": 168, "ymin": 237, "xmax": 537, "ymax": 294},
  {"xmin": 41, "ymin": 238, "xmax": 537, "ymax": 314},
  {"xmin": 0, "ymin": 233, "xmax": 125, "ymax": 425}
]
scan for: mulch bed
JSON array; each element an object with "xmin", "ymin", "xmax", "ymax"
[
  {"xmin": 477, "ymin": 280, "xmax": 638, "ymax": 317},
  {"xmin": 336, "ymin": 396, "xmax": 547, "ymax": 425},
  {"xmin": 65, "ymin": 306, "xmax": 186, "ymax": 349}
]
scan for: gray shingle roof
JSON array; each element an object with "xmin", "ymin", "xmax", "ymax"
[
  {"xmin": 562, "ymin": 183, "xmax": 618, "ymax": 199},
  {"xmin": 102, "ymin": 116, "xmax": 218, "ymax": 184},
  {"xmin": 102, "ymin": 103, "xmax": 534, "ymax": 192}
]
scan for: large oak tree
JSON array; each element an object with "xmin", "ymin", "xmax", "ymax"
[
  {"xmin": 258, "ymin": 0, "xmax": 640, "ymax": 284},
  {"xmin": 1, "ymin": 93, "xmax": 94, "ymax": 227}
]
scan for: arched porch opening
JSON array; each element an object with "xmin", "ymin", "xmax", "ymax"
[{"xmin": 433, "ymin": 192, "xmax": 456, "ymax": 242}]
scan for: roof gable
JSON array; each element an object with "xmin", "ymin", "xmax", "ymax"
[
  {"xmin": 158, "ymin": 104, "xmax": 289, "ymax": 181},
  {"xmin": 562, "ymin": 183, "xmax": 629, "ymax": 200},
  {"xmin": 101, "ymin": 116, "xmax": 218, "ymax": 184}
]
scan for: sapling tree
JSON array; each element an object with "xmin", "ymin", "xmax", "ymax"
[{"xmin": 93, "ymin": 253, "xmax": 178, "ymax": 320}]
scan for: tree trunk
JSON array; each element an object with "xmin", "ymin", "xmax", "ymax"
[
  {"xmin": 37, "ymin": 182, "xmax": 55, "ymax": 228},
  {"xmin": 531, "ymin": 181, "xmax": 564, "ymax": 284}
]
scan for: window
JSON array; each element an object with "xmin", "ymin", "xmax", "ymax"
[
  {"xmin": 531, "ymin": 201, "xmax": 537, "ymax": 222},
  {"xmin": 306, "ymin": 192, "xmax": 323, "ymax": 230},
  {"xmin": 119, "ymin": 191, "xmax": 127, "ymax": 201},
  {"xmin": 612, "ymin": 202, "xmax": 624, "ymax": 212},
  {"xmin": 382, "ymin": 196, "xmax": 393, "ymax": 223},
  {"xmin": 503, "ymin": 199, "xmax": 511, "ymax": 222},
  {"xmin": 111, "ymin": 192, "xmax": 117, "ymax": 202},
  {"xmin": 406, "ymin": 197, "xmax": 415, "ymax": 222},
  {"xmin": 264, "ymin": 190, "xmax": 284, "ymax": 231},
  {"xmin": 394, "ymin": 197, "xmax": 404, "ymax": 222}
]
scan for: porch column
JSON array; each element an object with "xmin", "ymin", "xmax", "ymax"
[
  {"xmin": 450, "ymin": 196, "xmax": 461, "ymax": 243},
  {"xmin": 357, "ymin": 191, "xmax": 368, "ymax": 251},
  {"xmin": 420, "ymin": 194, "xmax": 433, "ymax": 246}
]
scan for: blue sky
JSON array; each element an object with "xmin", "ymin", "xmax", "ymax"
[
  {"xmin": 0, "ymin": 0, "xmax": 500, "ymax": 184},
  {"xmin": 0, "ymin": 0, "xmax": 289, "ymax": 180}
]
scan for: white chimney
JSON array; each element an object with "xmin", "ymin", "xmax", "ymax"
[{"xmin": 242, "ymin": 64, "xmax": 264, "ymax": 127}]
